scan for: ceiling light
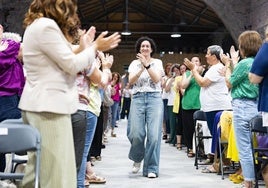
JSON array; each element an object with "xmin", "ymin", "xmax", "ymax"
[
  {"xmin": 122, "ymin": 0, "xmax": 131, "ymax": 36},
  {"xmin": 121, "ymin": 30, "xmax": 131, "ymax": 36},
  {"xmin": 171, "ymin": 33, "xmax": 181, "ymax": 38},
  {"xmin": 171, "ymin": 25, "xmax": 181, "ymax": 38}
]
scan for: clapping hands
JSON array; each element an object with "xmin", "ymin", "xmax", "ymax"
[
  {"xmin": 79, "ymin": 26, "xmax": 96, "ymax": 49},
  {"xmin": 94, "ymin": 31, "xmax": 121, "ymax": 52},
  {"xmin": 229, "ymin": 45, "xmax": 239, "ymax": 66},
  {"xmin": 183, "ymin": 58, "xmax": 196, "ymax": 71},
  {"xmin": 98, "ymin": 51, "xmax": 114, "ymax": 69}
]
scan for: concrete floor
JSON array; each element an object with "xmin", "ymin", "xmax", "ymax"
[{"xmin": 89, "ymin": 119, "xmax": 252, "ymax": 188}]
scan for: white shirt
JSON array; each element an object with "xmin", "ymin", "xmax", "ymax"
[
  {"xmin": 128, "ymin": 58, "xmax": 164, "ymax": 94},
  {"xmin": 200, "ymin": 63, "xmax": 232, "ymax": 112}
]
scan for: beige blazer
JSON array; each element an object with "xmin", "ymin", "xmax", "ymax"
[{"xmin": 19, "ymin": 17, "xmax": 95, "ymax": 114}]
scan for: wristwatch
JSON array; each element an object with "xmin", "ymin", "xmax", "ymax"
[{"xmin": 144, "ymin": 64, "xmax": 151, "ymax": 69}]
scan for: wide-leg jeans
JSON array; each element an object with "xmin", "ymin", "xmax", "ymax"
[{"xmin": 127, "ymin": 92, "xmax": 163, "ymax": 176}]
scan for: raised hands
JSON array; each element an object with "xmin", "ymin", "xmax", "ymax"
[
  {"xmin": 98, "ymin": 51, "xmax": 114, "ymax": 69},
  {"xmin": 94, "ymin": 31, "xmax": 121, "ymax": 52},
  {"xmin": 220, "ymin": 53, "xmax": 231, "ymax": 66},
  {"xmin": 183, "ymin": 58, "xmax": 195, "ymax": 71},
  {"xmin": 79, "ymin": 26, "xmax": 96, "ymax": 49},
  {"xmin": 136, "ymin": 53, "xmax": 147, "ymax": 67},
  {"xmin": 229, "ymin": 45, "xmax": 239, "ymax": 66}
]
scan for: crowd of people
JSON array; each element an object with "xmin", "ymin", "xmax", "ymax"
[{"xmin": 1, "ymin": 0, "xmax": 268, "ymax": 188}]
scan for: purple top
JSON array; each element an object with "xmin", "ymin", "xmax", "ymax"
[{"xmin": 0, "ymin": 39, "xmax": 25, "ymax": 96}]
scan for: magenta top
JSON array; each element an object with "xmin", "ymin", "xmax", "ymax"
[
  {"xmin": 0, "ymin": 39, "xmax": 25, "ymax": 96},
  {"xmin": 111, "ymin": 83, "xmax": 121, "ymax": 102}
]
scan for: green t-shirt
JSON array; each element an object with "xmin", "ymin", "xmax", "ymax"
[
  {"xmin": 229, "ymin": 57, "xmax": 258, "ymax": 99},
  {"xmin": 182, "ymin": 71, "xmax": 201, "ymax": 110}
]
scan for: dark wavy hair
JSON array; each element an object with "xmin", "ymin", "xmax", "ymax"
[
  {"xmin": 23, "ymin": 0, "xmax": 80, "ymax": 43},
  {"xmin": 135, "ymin": 36, "xmax": 157, "ymax": 56}
]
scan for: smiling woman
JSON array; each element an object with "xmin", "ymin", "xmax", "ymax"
[{"xmin": 127, "ymin": 36, "xmax": 164, "ymax": 178}]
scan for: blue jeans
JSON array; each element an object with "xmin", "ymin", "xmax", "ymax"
[
  {"xmin": 232, "ymin": 98, "xmax": 258, "ymax": 181},
  {"xmin": 0, "ymin": 94, "xmax": 21, "ymax": 122},
  {"xmin": 71, "ymin": 110, "xmax": 86, "ymax": 174},
  {"xmin": 127, "ymin": 92, "xmax": 163, "ymax": 177},
  {"xmin": 77, "ymin": 111, "xmax": 97, "ymax": 188},
  {"xmin": 111, "ymin": 101, "xmax": 119, "ymax": 128}
]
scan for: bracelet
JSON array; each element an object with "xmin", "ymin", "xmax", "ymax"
[{"xmin": 144, "ymin": 64, "xmax": 151, "ymax": 69}]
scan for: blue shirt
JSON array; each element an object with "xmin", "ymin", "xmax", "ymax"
[{"xmin": 250, "ymin": 42, "xmax": 268, "ymax": 112}]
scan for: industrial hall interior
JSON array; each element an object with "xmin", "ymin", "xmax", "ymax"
[{"xmin": 1, "ymin": 0, "xmax": 268, "ymax": 188}]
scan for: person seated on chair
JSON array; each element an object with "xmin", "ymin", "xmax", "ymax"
[{"xmin": 0, "ymin": 24, "xmax": 25, "ymax": 174}]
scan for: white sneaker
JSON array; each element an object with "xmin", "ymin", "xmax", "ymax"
[
  {"xmin": 148, "ymin": 172, "xmax": 157, "ymax": 178},
  {"xmin": 132, "ymin": 162, "xmax": 141, "ymax": 173}
]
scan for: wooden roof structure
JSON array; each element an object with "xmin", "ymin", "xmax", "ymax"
[{"xmin": 77, "ymin": 0, "xmax": 230, "ymax": 52}]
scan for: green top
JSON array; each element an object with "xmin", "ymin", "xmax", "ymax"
[
  {"xmin": 182, "ymin": 70, "xmax": 201, "ymax": 110},
  {"xmin": 229, "ymin": 57, "xmax": 258, "ymax": 99}
]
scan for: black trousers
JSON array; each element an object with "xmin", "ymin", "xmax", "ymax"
[
  {"xmin": 182, "ymin": 109, "xmax": 197, "ymax": 150},
  {"xmin": 89, "ymin": 105, "xmax": 104, "ymax": 160},
  {"xmin": 0, "ymin": 154, "xmax": 5, "ymax": 172},
  {"xmin": 120, "ymin": 97, "xmax": 131, "ymax": 119}
]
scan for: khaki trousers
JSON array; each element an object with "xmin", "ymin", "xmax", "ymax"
[{"xmin": 21, "ymin": 111, "xmax": 76, "ymax": 188}]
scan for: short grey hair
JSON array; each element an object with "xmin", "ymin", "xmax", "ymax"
[{"xmin": 207, "ymin": 45, "xmax": 223, "ymax": 60}]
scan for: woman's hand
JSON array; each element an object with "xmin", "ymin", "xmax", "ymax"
[
  {"xmin": 99, "ymin": 52, "xmax": 114, "ymax": 69},
  {"xmin": 183, "ymin": 58, "xmax": 195, "ymax": 71},
  {"xmin": 229, "ymin": 45, "xmax": 239, "ymax": 66},
  {"xmin": 220, "ymin": 53, "xmax": 232, "ymax": 66},
  {"xmin": 136, "ymin": 53, "xmax": 148, "ymax": 67},
  {"xmin": 218, "ymin": 66, "xmax": 226, "ymax": 76},
  {"xmin": 79, "ymin": 26, "xmax": 96, "ymax": 50},
  {"xmin": 94, "ymin": 31, "xmax": 121, "ymax": 52}
]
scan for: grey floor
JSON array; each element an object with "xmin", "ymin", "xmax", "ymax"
[{"xmin": 89, "ymin": 119, "xmax": 250, "ymax": 188}]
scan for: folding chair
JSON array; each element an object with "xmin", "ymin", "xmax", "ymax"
[
  {"xmin": 193, "ymin": 110, "xmax": 212, "ymax": 169},
  {"xmin": 0, "ymin": 122, "xmax": 41, "ymax": 188},
  {"xmin": 250, "ymin": 115, "xmax": 268, "ymax": 188},
  {"xmin": 217, "ymin": 111, "xmax": 238, "ymax": 180},
  {"xmin": 1, "ymin": 119, "xmax": 28, "ymax": 174}
]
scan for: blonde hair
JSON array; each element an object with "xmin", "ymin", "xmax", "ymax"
[{"xmin": 23, "ymin": 0, "xmax": 80, "ymax": 43}]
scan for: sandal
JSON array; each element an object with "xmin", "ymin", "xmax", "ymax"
[
  {"xmin": 229, "ymin": 174, "xmax": 244, "ymax": 184},
  {"xmin": 200, "ymin": 158, "xmax": 213, "ymax": 165},
  {"xmin": 176, "ymin": 143, "xmax": 182, "ymax": 150},
  {"xmin": 187, "ymin": 150, "xmax": 195, "ymax": 158},
  {"xmin": 201, "ymin": 166, "xmax": 217, "ymax": 173},
  {"xmin": 86, "ymin": 173, "xmax": 106, "ymax": 184},
  {"xmin": 84, "ymin": 180, "xmax": 90, "ymax": 187}
]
